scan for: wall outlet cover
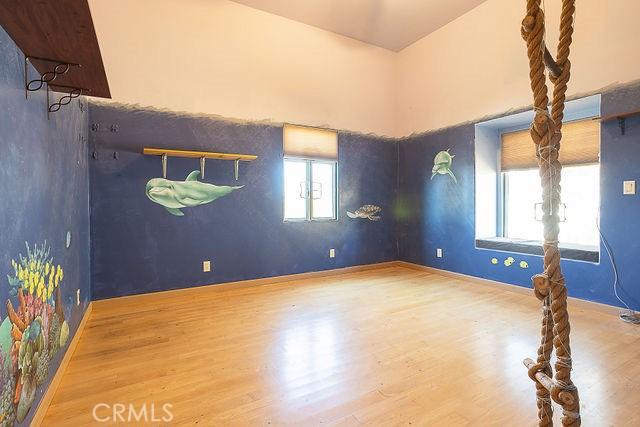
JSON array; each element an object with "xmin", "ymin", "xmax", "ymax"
[
  {"xmin": 329, "ymin": 249, "xmax": 335, "ymax": 258},
  {"xmin": 623, "ymin": 180, "xmax": 636, "ymax": 195},
  {"xmin": 436, "ymin": 248, "xmax": 443, "ymax": 258},
  {"xmin": 203, "ymin": 260, "xmax": 211, "ymax": 272},
  {"xmin": 76, "ymin": 289, "xmax": 80, "ymax": 306}
]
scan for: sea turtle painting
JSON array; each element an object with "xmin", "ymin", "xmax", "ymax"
[
  {"xmin": 431, "ymin": 149, "xmax": 457, "ymax": 184},
  {"xmin": 346, "ymin": 205, "xmax": 382, "ymax": 221}
]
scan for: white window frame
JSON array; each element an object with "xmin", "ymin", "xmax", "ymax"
[{"xmin": 283, "ymin": 157, "xmax": 338, "ymax": 222}]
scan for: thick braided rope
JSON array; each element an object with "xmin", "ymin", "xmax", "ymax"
[{"xmin": 521, "ymin": 0, "xmax": 580, "ymax": 426}]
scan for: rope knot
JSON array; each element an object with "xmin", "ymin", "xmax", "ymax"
[
  {"xmin": 532, "ymin": 274, "xmax": 550, "ymax": 300},
  {"xmin": 521, "ymin": 15, "xmax": 536, "ymax": 39}
]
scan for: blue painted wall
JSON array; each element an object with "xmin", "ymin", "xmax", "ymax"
[
  {"xmin": 398, "ymin": 85, "xmax": 640, "ymax": 310},
  {"xmin": 89, "ymin": 105, "xmax": 398, "ymax": 299},
  {"xmin": 0, "ymin": 27, "xmax": 91, "ymax": 425}
]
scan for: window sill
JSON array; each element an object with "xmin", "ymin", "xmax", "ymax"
[{"xmin": 475, "ymin": 237, "xmax": 599, "ymax": 263}]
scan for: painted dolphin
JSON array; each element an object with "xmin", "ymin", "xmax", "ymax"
[
  {"xmin": 145, "ymin": 170, "xmax": 243, "ymax": 216},
  {"xmin": 431, "ymin": 149, "xmax": 457, "ymax": 183}
]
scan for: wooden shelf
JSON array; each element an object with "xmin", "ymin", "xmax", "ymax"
[
  {"xmin": 599, "ymin": 108, "xmax": 640, "ymax": 122},
  {"xmin": 143, "ymin": 148, "xmax": 258, "ymax": 162},
  {"xmin": 0, "ymin": 0, "xmax": 110, "ymax": 98}
]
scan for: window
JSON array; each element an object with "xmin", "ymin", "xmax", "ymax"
[
  {"xmin": 282, "ymin": 124, "xmax": 338, "ymax": 221},
  {"xmin": 500, "ymin": 119, "xmax": 600, "ymax": 247},
  {"xmin": 502, "ymin": 164, "xmax": 600, "ymax": 246},
  {"xmin": 284, "ymin": 159, "xmax": 337, "ymax": 221}
]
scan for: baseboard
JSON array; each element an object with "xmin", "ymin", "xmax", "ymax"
[
  {"xmin": 94, "ymin": 261, "xmax": 402, "ymax": 306},
  {"xmin": 31, "ymin": 302, "xmax": 93, "ymax": 426},
  {"xmin": 396, "ymin": 261, "xmax": 622, "ymax": 316}
]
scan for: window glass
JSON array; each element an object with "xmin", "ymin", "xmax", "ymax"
[
  {"xmin": 284, "ymin": 159, "xmax": 308, "ymax": 220},
  {"xmin": 311, "ymin": 162, "xmax": 336, "ymax": 219},
  {"xmin": 504, "ymin": 164, "xmax": 599, "ymax": 246}
]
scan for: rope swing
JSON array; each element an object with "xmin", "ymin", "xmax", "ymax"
[{"xmin": 520, "ymin": 0, "xmax": 581, "ymax": 425}]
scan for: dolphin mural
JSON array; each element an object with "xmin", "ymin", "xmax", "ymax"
[
  {"xmin": 145, "ymin": 170, "xmax": 242, "ymax": 216},
  {"xmin": 431, "ymin": 149, "xmax": 457, "ymax": 183}
]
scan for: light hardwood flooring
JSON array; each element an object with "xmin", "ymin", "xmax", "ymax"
[{"xmin": 43, "ymin": 267, "xmax": 640, "ymax": 426}]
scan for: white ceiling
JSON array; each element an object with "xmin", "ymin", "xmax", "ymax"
[{"xmin": 230, "ymin": 0, "xmax": 488, "ymax": 51}]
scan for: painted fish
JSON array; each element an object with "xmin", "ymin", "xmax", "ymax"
[
  {"xmin": 146, "ymin": 170, "xmax": 242, "ymax": 216},
  {"xmin": 346, "ymin": 205, "xmax": 382, "ymax": 221},
  {"xmin": 431, "ymin": 149, "xmax": 457, "ymax": 183}
]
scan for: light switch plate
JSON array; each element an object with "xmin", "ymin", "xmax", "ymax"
[
  {"xmin": 329, "ymin": 249, "xmax": 335, "ymax": 258},
  {"xmin": 203, "ymin": 261, "xmax": 211, "ymax": 272},
  {"xmin": 623, "ymin": 180, "xmax": 636, "ymax": 195}
]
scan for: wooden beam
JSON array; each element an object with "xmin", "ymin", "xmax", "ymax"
[
  {"xmin": 143, "ymin": 148, "xmax": 258, "ymax": 162},
  {"xmin": 543, "ymin": 48, "xmax": 562, "ymax": 79}
]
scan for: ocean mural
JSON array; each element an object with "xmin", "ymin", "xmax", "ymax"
[
  {"xmin": 145, "ymin": 170, "xmax": 243, "ymax": 216},
  {"xmin": 346, "ymin": 205, "xmax": 382, "ymax": 221},
  {"xmin": 1, "ymin": 242, "xmax": 69, "ymax": 424},
  {"xmin": 431, "ymin": 149, "xmax": 457, "ymax": 183}
]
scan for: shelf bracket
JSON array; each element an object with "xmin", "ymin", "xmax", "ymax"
[
  {"xmin": 46, "ymin": 84, "xmax": 89, "ymax": 120},
  {"xmin": 618, "ymin": 117, "xmax": 626, "ymax": 136},
  {"xmin": 161, "ymin": 154, "xmax": 168, "ymax": 178},
  {"xmin": 200, "ymin": 157, "xmax": 206, "ymax": 179},
  {"xmin": 24, "ymin": 55, "xmax": 80, "ymax": 99},
  {"xmin": 234, "ymin": 159, "xmax": 240, "ymax": 181}
]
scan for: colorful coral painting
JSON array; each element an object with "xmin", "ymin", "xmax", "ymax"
[
  {"xmin": 145, "ymin": 170, "xmax": 243, "ymax": 216},
  {"xmin": 1, "ymin": 242, "xmax": 69, "ymax": 424},
  {"xmin": 431, "ymin": 149, "xmax": 457, "ymax": 184}
]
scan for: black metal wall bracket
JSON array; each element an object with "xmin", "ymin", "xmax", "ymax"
[
  {"xmin": 46, "ymin": 84, "xmax": 90, "ymax": 120},
  {"xmin": 618, "ymin": 117, "xmax": 626, "ymax": 136},
  {"xmin": 24, "ymin": 55, "xmax": 80, "ymax": 98}
]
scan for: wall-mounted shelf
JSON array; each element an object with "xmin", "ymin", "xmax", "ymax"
[
  {"xmin": 143, "ymin": 148, "xmax": 257, "ymax": 162},
  {"xmin": 143, "ymin": 148, "xmax": 258, "ymax": 180},
  {"xmin": 0, "ymin": 0, "xmax": 111, "ymax": 99}
]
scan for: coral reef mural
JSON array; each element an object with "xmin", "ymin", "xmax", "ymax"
[
  {"xmin": 145, "ymin": 170, "xmax": 243, "ymax": 216},
  {"xmin": 1, "ymin": 242, "xmax": 69, "ymax": 424},
  {"xmin": 431, "ymin": 149, "xmax": 457, "ymax": 184},
  {"xmin": 346, "ymin": 205, "xmax": 382, "ymax": 221}
]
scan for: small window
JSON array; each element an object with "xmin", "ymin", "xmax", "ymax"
[
  {"xmin": 284, "ymin": 159, "xmax": 337, "ymax": 221},
  {"xmin": 282, "ymin": 124, "xmax": 338, "ymax": 222}
]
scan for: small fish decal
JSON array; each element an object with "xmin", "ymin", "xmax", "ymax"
[
  {"xmin": 520, "ymin": 261, "xmax": 529, "ymax": 269},
  {"xmin": 146, "ymin": 170, "xmax": 242, "ymax": 216},
  {"xmin": 504, "ymin": 256, "xmax": 515, "ymax": 267},
  {"xmin": 431, "ymin": 149, "xmax": 457, "ymax": 183},
  {"xmin": 346, "ymin": 205, "xmax": 382, "ymax": 221}
]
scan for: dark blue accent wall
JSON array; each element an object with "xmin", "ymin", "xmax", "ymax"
[
  {"xmin": 398, "ymin": 85, "xmax": 640, "ymax": 310},
  {"xmin": 0, "ymin": 26, "xmax": 90, "ymax": 425},
  {"xmin": 89, "ymin": 105, "xmax": 398, "ymax": 299}
]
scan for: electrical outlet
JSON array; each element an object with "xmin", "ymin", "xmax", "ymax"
[
  {"xmin": 623, "ymin": 180, "xmax": 636, "ymax": 195},
  {"xmin": 76, "ymin": 289, "xmax": 80, "ymax": 306},
  {"xmin": 203, "ymin": 261, "xmax": 211, "ymax": 272},
  {"xmin": 436, "ymin": 248, "xmax": 443, "ymax": 258},
  {"xmin": 329, "ymin": 249, "xmax": 335, "ymax": 258}
]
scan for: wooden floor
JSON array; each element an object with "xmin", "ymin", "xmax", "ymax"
[{"xmin": 43, "ymin": 266, "xmax": 640, "ymax": 426}]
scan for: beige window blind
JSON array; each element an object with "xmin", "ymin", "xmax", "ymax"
[
  {"xmin": 501, "ymin": 119, "xmax": 600, "ymax": 170},
  {"xmin": 283, "ymin": 124, "xmax": 338, "ymax": 160}
]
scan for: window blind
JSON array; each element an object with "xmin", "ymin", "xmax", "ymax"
[
  {"xmin": 283, "ymin": 124, "xmax": 338, "ymax": 160},
  {"xmin": 501, "ymin": 119, "xmax": 600, "ymax": 170}
]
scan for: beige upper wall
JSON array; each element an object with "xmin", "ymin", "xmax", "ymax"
[
  {"xmin": 396, "ymin": 0, "xmax": 640, "ymax": 136},
  {"xmin": 88, "ymin": 0, "xmax": 397, "ymax": 136},
  {"xmin": 89, "ymin": 0, "xmax": 639, "ymax": 138}
]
